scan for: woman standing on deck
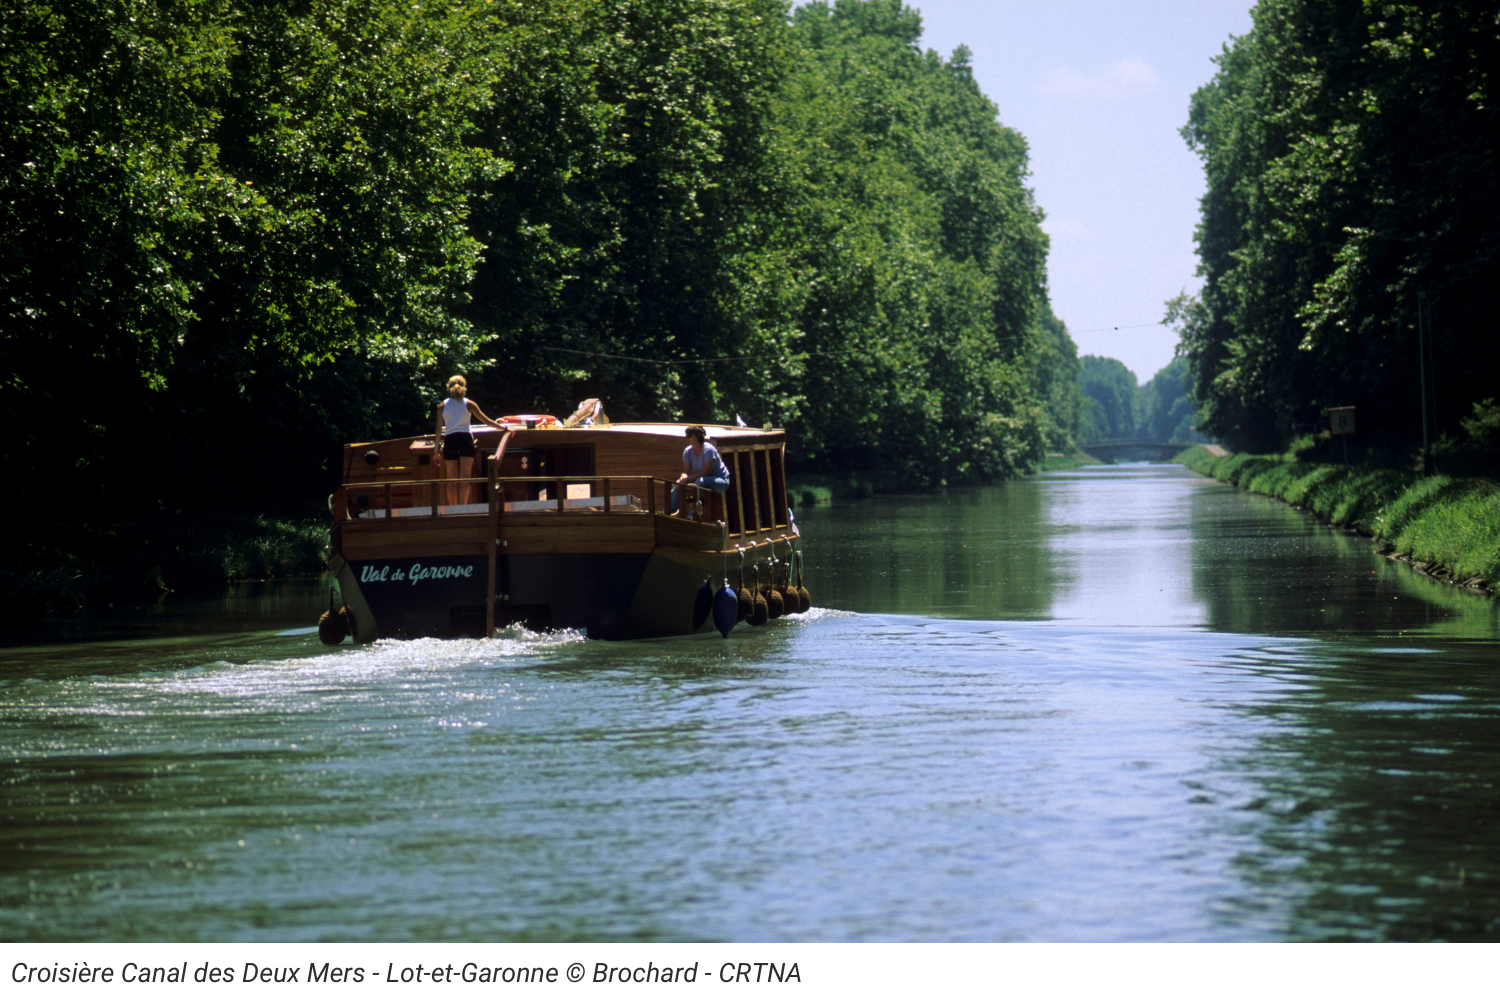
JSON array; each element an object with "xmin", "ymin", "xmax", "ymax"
[{"xmin": 435, "ymin": 375, "xmax": 503, "ymax": 507}]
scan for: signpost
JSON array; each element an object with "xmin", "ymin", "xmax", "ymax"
[{"xmin": 1329, "ymin": 406, "xmax": 1355, "ymax": 466}]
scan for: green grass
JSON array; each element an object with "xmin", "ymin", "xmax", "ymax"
[
  {"xmin": 1182, "ymin": 450, "xmax": 1500, "ymax": 589},
  {"xmin": 1, "ymin": 514, "xmax": 330, "ymax": 615}
]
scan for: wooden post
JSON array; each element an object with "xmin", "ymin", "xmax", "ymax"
[
  {"xmin": 384, "ymin": 483, "xmax": 392, "ymax": 519},
  {"xmin": 556, "ymin": 478, "xmax": 566, "ymax": 512},
  {"xmin": 430, "ymin": 478, "xmax": 438, "ymax": 517},
  {"xmin": 728, "ymin": 450, "xmax": 745, "ymax": 536},
  {"xmin": 746, "ymin": 451, "xmax": 762, "ymax": 533},
  {"xmin": 485, "ymin": 431, "xmax": 513, "ymax": 639},
  {"xmin": 603, "ymin": 477, "xmax": 612, "ymax": 514},
  {"xmin": 646, "ymin": 478, "xmax": 657, "ymax": 515}
]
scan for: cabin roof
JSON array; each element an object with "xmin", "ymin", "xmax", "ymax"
[
  {"xmin": 348, "ymin": 421, "xmax": 781, "ymax": 451},
  {"xmin": 596, "ymin": 422, "xmax": 780, "ymax": 440}
]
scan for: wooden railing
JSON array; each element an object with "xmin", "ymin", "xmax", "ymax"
[{"xmin": 334, "ymin": 476, "xmax": 736, "ymax": 524}]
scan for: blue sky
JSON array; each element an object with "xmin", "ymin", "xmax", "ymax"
[{"xmin": 905, "ymin": 0, "xmax": 1254, "ymax": 384}]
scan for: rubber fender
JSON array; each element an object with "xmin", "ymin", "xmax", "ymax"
[
  {"xmin": 712, "ymin": 585, "xmax": 738, "ymax": 638},
  {"xmin": 692, "ymin": 581, "xmax": 714, "ymax": 631},
  {"xmin": 317, "ymin": 610, "xmax": 347, "ymax": 645}
]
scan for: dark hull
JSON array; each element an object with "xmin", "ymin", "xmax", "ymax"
[
  {"xmin": 332, "ymin": 523, "xmax": 798, "ymax": 641},
  {"xmin": 343, "ymin": 552, "xmax": 650, "ymax": 639}
]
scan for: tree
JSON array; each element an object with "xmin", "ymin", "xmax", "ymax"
[
  {"xmin": 1, "ymin": 0, "xmax": 503, "ymax": 512},
  {"xmin": 1181, "ymin": 0, "xmax": 1500, "ymax": 456},
  {"xmin": 1077, "ymin": 355, "xmax": 1138, "ymax": 440},
  {"xmin": 1135, "ymin": 356, "xmax": 1200, "ymax": 443}
]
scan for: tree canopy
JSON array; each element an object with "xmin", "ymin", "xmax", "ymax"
[
  {"xmin": 1077, "ymin": 356, "xmax": 1138, "ymax": 441},
  {"xmin": 3, "ymin": 0, "xmax": 1087, "ymax": 518},
  {"xmin": 1178, "ymin": 0, "xmax": 1500, "ymax": 456},
  {"xmin": 1135, "ymin": 356, "xmax": 1200, "ymax": 444}
]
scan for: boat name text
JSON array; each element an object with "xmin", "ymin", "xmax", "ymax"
[{"xmin": 359, "ymin": 563, "xmax": 475, "ymax": 586}]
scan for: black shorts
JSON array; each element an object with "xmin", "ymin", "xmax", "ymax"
[{"xmin": 442, "ymin": 432, "xmax": 477, "ymax": 459}]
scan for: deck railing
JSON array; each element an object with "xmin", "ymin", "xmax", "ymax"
[{"xmin": 334, "ymin": 476, "xmax": 739, "ymax": 526}]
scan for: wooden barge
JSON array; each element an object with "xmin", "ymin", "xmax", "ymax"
[{"xmin": 325, "ymin": 422, "xmax": 803, "ymax": 641}]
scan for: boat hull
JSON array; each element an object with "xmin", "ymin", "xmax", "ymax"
[{"xmin": 331, "ymin": 514, "xmax": 796, "ymax": 641}]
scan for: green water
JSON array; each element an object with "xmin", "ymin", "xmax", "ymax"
[{"xmin": 3, "ymin": 464, "xmax": 1499, "ymax": 940}]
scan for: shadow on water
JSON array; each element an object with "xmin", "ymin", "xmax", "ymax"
[{"xmin": 1163, "ymin": 467, "xmax": 1500, "ymax": 939}]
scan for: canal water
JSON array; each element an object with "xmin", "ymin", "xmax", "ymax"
[{"xmin": 3, "ymin": 464, "xmax": 1499, "ymax": 941}]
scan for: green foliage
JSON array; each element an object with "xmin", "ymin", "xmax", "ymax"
[
  {"xmin": 777, "ymin": 2, "xmax": 1064, "ymax": 482},
  {"xmin": 3, "ymin": 0, "xmax": 503, "ymax": 514},
  {"xmin": 1180, "ymin": 1, "xmax": 1500, "ymax": 456},
  {"xmin": 1135, "ymin": 355, "xmax": 1202, "ymax": 442},
  {"xmin": 4, "ymin": 0, "xmax": 1083, "ymax": 531},
  {"xmin": 466, "ymin": 0, "xmax": 1070, "ymax": 484},
  {"xmin": 466, "ymin": 0, "xmax": 798, "ymax": 424},
  {"xmin": 1077, "ymin": 355, "xmax": 1138, "ymax": 440}
]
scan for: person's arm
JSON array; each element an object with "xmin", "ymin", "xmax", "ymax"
[
  {"xmin": 466, "ymin": 400, "xmax": 503, "ymax": 429},
  {"xmin": 434, "ymin": 404, "xmax": 444, "ymax": 464}
]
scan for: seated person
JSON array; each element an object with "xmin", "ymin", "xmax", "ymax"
[{"xmin": 672, "ymin": 425, "xmax": 730, "ymax": 516}]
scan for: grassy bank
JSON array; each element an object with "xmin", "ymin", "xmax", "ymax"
[
  {"xmin": 3, "ymin": 516, "xmax": 330, "ymax": 616},
  {"xmin": 1179, "ymin": 445, "xmax": 1500, "ymax": 593}
]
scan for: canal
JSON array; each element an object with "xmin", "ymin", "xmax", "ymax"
[{"xmin": 3, "ymin": 463, "xmax": 1499, "ymax": 940}]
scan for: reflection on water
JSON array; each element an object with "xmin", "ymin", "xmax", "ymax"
[{"xmin": 3, "ymin": 464, "xmax": 1500, "ymax": 941}]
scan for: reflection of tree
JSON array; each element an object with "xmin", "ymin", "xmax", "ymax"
[
  {"xmin": 1180, "ymin": 479, "xmax": 1500, "ymax": 937},
  {"xmin": 799, "ymin": 483, "xmax": 1058, "ymax": 620},
  {"xmin": 1186, "ymin": 479, "xmax": 1498, "ymax": 639}
]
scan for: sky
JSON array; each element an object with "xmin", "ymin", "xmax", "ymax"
[{"xmin": 904, "ymin": 0, "xmax": 1255, "ymax": 384}]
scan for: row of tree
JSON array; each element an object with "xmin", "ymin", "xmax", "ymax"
[
  {"xmin": 1177, "ymin": 0, "xmax": 1499, "ymax": 458},
  {"xmin": 3, "ymin": 0, "xmax": 1088, "ymax": 517},
  {"xmin": 1076, "ymin": 355, "xmax": 1203, "ymax": 444}
]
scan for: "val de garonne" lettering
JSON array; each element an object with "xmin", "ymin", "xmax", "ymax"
[{"xmin": 359, "ymin": 563, "xmax": 474, "ymax": 586}]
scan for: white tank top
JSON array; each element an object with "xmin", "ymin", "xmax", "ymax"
[{"xmin": 442, "ymin": 396, "xmax": 471, "ymax": 435}]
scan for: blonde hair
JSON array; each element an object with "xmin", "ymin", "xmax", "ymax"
[{"xmin": 446, "ymin": 375, "xmax": 467, "ymax": 398}]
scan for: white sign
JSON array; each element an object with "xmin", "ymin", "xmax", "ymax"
[{"xmin": 1329, "ymin": 406, "xmax": 1356, "ymax": 436}]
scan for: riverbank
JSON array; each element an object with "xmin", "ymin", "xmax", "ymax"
[
  {"xmin": 3, "ymin": 516, "xmax": 329, "ymax": 616},
  {"xmin": 1179, "ymin": 445, "xmax": 1500, "ymax": 595}
]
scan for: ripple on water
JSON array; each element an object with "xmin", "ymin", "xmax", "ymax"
[{"xmin": 5, "ymin": 467, "xmax": 1500, "ymax": 941}]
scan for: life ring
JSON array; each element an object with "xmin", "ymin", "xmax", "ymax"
[{"xmin": 500, "ymin": 414, "xmax": 560, "ymax": 428}]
